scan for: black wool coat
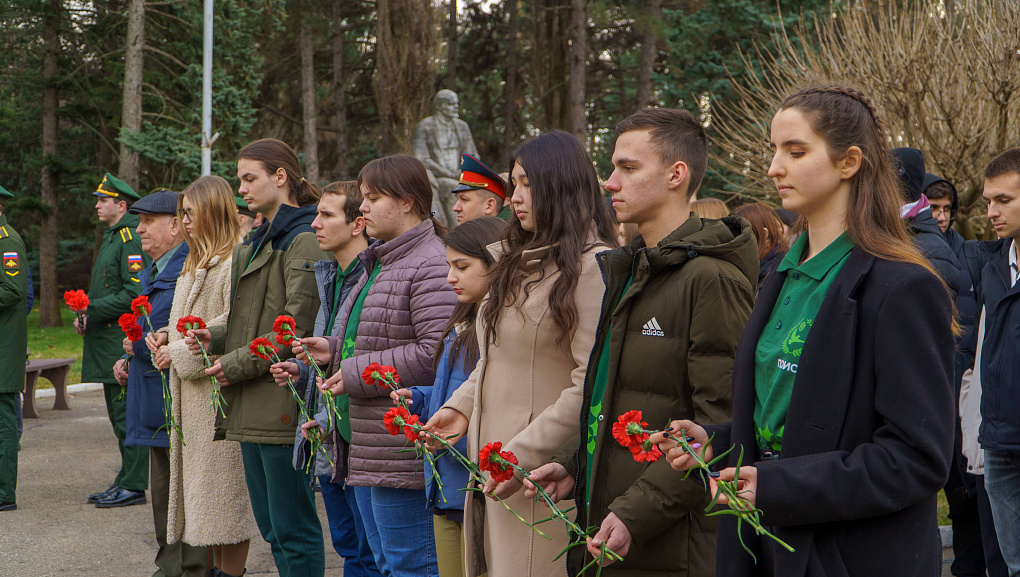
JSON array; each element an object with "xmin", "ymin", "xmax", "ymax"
[{"xmin": 705, "ymin": 248, "xmax": 955, "ymax": 577}]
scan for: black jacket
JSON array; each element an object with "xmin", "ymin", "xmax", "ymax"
[
  {"xmin": 908, "ymin": 210, "xmax": 961, "ymax": 294},
  {"xmin": 975, "ymin": 239, "xmax": 1020, "ymax": 452},
  {"xmin": 706, "ymin": 249, "xmax": 955, "ymax": 577}
]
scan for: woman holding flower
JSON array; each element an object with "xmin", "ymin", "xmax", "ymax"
[
  {"xmin": 150, "ymin": 176, "xmax": 257, "ymax": 577},
  {"xmin": 656, "ymin": 86, "xmax": 955, "ymax": 576},
  {"xmin": 423, "ymin": 131, "xmax": 617, "ymax": 577}
]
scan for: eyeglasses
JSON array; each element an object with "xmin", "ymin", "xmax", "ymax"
[
  {"xmin": 178, "ymin": 208, "xmax": 195, "ymax": 221},
  {"xmin": 931, "ymin": 206, "xmax": 951, "ymax": 217}
]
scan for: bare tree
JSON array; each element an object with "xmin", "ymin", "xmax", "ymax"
[
  {"xmin": 569, "ymin": 0, "xmax": 587, "ymax": 141},
  {"xmin": 636, "ymin": 0, "xmax": 663, "ymax": 111},
  {"xmin": 300, "ymin": 13, "xmax": 320, "ymax": 184},
  {"xmin": 39, "ymin": 0, "xmax": 62, "ymax": 327},
  {"xmin": 374, "ymin": 0, "xmax": 441, "ymax": 153},
  {"xmin": 712, "ymin": 0, "xmax": 1020, "ymax": 238},
  {"xmin": 333, "ymin": 0, "xmax": 350, "ymax": 179},
  {"xmin": 118, "ymin": 0, "xmax": 144, "ymax": 190},
  {"xmin": 447, "ymin": 0, "xmax": 457, "ymax": 91}
]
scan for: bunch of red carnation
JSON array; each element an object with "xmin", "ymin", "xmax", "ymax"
[
  {"xmin": 612, "ymin": 410, "xmax": 662, "ymax": 463},
  {"xmin": 273, "ymin": 315, "xmax": 297, "ymax": 345},
  {"xmin": 131, "ymin": 295, "xmax": 153, "ymax": 317},
  {"xmin": 249, "ymin": 337, "xmax": 278, "ymax": 361},
  {"xmin": 176, "ymin": 315, "xmax": 206, "ymax": 335},
  {"xmin": 363, "ymin": 362, "xmax": 401, "ymax": 388},
  {"xmin": 119, "ymin": 313, "xmax": 143, "ymax": 342},
  {"xmin": 383, "ymin": 406, "xmax": 421, "ymax": 442},
  {"xmin": 479, "ymin": 441, "xmax": 519, "ymax": 483},
  {"xmin": 63, "ymin": 290, "xmax": 89, "ymax": 312}
]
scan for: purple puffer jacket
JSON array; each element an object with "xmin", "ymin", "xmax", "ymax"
[{"xmin": 327, "ymin": 220, "xmax": 456, "ymax": 489}]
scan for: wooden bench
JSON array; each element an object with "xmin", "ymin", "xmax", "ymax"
[{"xmin": 23, "ymin": 358, "xmax": 76, "ymax": 418}]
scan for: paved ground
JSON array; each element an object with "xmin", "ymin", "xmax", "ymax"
[{"xmin": 0, "ymin": 389, "xmax": 341, "ymax": 577}]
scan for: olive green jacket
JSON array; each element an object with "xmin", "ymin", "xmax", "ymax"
[
  {"xmin": 82, "ymin": 213, "xmax": 148, "ymax": 384},
  {"xmin": 0, "ymin": 215, "xmax": 28, "ymax": 393},
  {"xmin": 209, "ymin": 204, "xmax": 328, "ymax": 444},
  {"xmin": 560, "ymin": 215, "xmax": 757, "ymax": 576}
]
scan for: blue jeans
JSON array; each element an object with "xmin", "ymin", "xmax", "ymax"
[
  {"xmin": 983, "ymin": 450, "xmax": 1020, "ymax": 577},
  {"xmin": 354, "ymin": 485, "xmax": 437, "ymax": 577},
  {"xmin": 319, "ymin": 476, "xmax": 382, "ymax": 577}
]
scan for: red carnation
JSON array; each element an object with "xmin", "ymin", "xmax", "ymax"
[
  {"xmin": 176, "ymin": 315, "xmax": 206, "ymax": 335},
  {"xmin": 479, "ymin": 442, "xmax": 519, "ymax": 484},
  {"xmin": 131, "ymin": 295, "xmax": 152, "ymax": 316},
  {"xmin": 629, "ymin": 437, "xmax": 663, "ymax": 463},
  {"xmin": 249, "ymin": 337, "xmax": 278, "ymax": 361},
  {"xmin": 362, "ymin": 362, "xmax": 385, "ymax": 387},
  {"xmin": 383, "ymin": 406, "xmax": 412, "ymax": 436},
  {"xmin": 119, "ymin": 313, "xmax": 139, "ymax": 332},
  {"xmin": 63, "ymin": 290, "xmax": 90, "ymax": 312},
  {"xmin": 403, "ymin": 413, "xmax": 422, "ymax": 442},
  {"xmin": 273, "ymin": 315, "xmax": 297, "ymax": 334},
  {"xmin": 276, "ymin": 332, "xmax": 294, "ymax": 346},
  {"xmin": 612, "ymin": 410, "xmax": 650, "ymax": 448}
]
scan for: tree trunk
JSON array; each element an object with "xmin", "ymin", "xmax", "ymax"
[
  {"xmin": 376, "ymin": 0, "xmax": 392, "ymax": 154},
  {"xmin": 636, "ymin": 0, "xmax": 662, "ymax": 110},
  {"xmin": 118, "ymin": 0, "xmax": 144, "ymax": 191},
  {"xmin": 39, "ymin": 0, "xmax": 62, "ymax": 327},
  {"xmin": 300, "ymin": 15, "xmax": 320, "ymax": 184},
  {"xmin": 332, "ymin": 0, "xmax": 349, "ymax": 179},
  {"xmin": 447, "ymin": 0, "xmax": 457, "ymax": 91},
  {"xmin": 502, "ymin": 0, "xmax": 519, "ymax": 171},
  {"xmin": 569, "ymin": 0, "xmax": 586, "ymax": 141}
]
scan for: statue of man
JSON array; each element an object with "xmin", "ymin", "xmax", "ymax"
[{"xmin": 413, "ymin": 89, "xmax": 479, "ymax": 227}]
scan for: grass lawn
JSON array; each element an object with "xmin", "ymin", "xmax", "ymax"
[{"xmin": 27, "ymin": 307, "xmax": 85, "ymax": 388}]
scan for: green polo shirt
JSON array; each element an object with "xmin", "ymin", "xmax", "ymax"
[
  {"xmin": 336, "ymin": 260, "xmax": 382, "ymax": 442},
  {"xmin": 754, "ymin": 231, "xmax": 854, "ymax": 453},
  {"xmin": 327, "ymin": 258, "xmax": 360, "ymax": 331}
]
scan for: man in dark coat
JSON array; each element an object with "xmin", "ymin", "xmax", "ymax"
[
  {"xmin": 973, "ymin": 148, "xmax": 1020, "ymax": 577},
  {"xmin": 112, "ymin": 190, "xmax": 210, "ymax": 573},
  {"xmin": 892, "ymin": 147, "xmax": 961, "ymax": 293},
  {"xmin": 527, "ymin": 109, "xmax": 756, "ymax": 576},
  {"xmin": 81, "ymin": 173, "xmax": 151, "ymax": 507}
]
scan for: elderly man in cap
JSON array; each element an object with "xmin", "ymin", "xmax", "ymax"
[
  {"xmin": 112, "ymin": 189, "xmax": 210, "ymax": 573},
  {"xmin": 0, "ymin": 184, "xmax": 28, "ymax": 512},
  {"xmin": 81, "ymin": 172, "xmax": 152, "ymax": 508},
  {"xmin": 451, "ymin": 154, "xmax": 510, "ymax": 224}
]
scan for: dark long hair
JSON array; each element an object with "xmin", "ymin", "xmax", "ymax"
[
  {"xmin": 358, "ymin": 154, "xmax": 448, "ymax": 238},
  {"xmin": 238, "ymin": 138, "xmax": 320, "ymax": 206},
  {"xmin": 481, "ymin": 131, "xmax": 618, "ymax": 347},
  {"xmin": 434, "ymin": 217, "xmax": 507, "ymax": 372}
]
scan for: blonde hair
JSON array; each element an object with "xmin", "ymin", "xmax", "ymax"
[
  {"xmin": 691, "ymin": 197, "xmax": 730, "ymax": 219},
  {"xmin": 180, "ymin": 175, "xmax": 243, "ymax": 276}
]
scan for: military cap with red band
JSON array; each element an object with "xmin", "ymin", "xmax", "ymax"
[{"xmin": 452, "ymin": 154, "xmax": 507, "ymax": 201}]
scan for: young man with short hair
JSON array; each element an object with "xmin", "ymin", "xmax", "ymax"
[
  {"xmin": 450, "ymin": 154, "xmax": 509, "ymax": 223},
  {"xmin": 271, "ymin": 180, "xmax": 380, "ymax": 576},
  {"xmin": 527, "ymin": 108, "xmax": 757, "ymax": 576},
  {"xmin": 82, "ymin": 172, "xmax": 151, "ymax": 508},
  {"xmin": 971, "ymin": 148, "xmax": 1020, "ymax": 576}
]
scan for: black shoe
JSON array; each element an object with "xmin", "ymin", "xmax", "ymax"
[
  {"xmin": 94, "ymin": 488, "xmax": 146, "ymax": 508},
  {"xmin": 0, "ymin": 502, "xmax": 16, "ymax": 511},
  {"xmin": 88, "ymin": 484, "xmax": 118, "ymax": 504}
]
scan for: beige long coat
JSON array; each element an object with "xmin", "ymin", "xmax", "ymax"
[
  {"xmin": 165, "ymin": 255, "xmax": 259, "ymax": 546},
  {"xmin": 445, "ymin": 240, "xmax": 609, "ymax": 577}
]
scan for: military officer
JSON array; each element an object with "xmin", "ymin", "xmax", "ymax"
[
  {"xmin": 235, "ymin": 195, "xmax": 263, "ymax": 239},
  {"xmin": 0, "ymin": 184, "xmax": 28, "ymax": 512},
  {"xmin": 80, "ymin": 172, "xmax": 151, "ymax": 508},
  {"xmin": 450, "ymin": 154, "xmax": 510, "ymax": 223}
]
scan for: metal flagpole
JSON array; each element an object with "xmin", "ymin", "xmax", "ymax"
[{"xmin": 201, "ymin": 0, "xmax": 219, "ymax": 175}]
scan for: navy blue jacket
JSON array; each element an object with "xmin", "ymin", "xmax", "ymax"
[
  {"xmin": 975, "ymin": 239, "xmax": 1020, "ymax": 451},
  {"xmin": 409, "ymin": 328, "xmax": 472, "ymax": 512},
  {"xmin": 125, "ymin": 242, "xmax": 189, "ymax": 447},
  {"xmin": 909, "ymin": 209, "xmax": 961, "ymax": 294}
]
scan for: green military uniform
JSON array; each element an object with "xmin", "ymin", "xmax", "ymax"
[
  {"xmin": 0, "ymin": 185, "xmax": 28, "ymax": 508},
  {"xmin": 83, "ymin": 174, "xmax": 150, "ymax": 492}
]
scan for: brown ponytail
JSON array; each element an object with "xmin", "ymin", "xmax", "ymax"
[{"xmin": 238, "ymin": 138, "xmax": 321, "ymax": 206}]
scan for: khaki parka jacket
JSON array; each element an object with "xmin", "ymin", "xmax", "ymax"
[
  {"xmin": 209, "ymin": 203, "xmax": 329, "ymax": 444},
  {"xmin": 559, "ymin": 215, "xmax": 757, "ymax": 577}
]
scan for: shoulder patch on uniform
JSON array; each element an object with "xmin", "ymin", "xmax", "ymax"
[
  {"xmin": 3, "ymin": 252, "xmax": 18, "ymax": 269},
  {"xmin": 5, "ymin": 270, "xmax": 19, "ymax": 277},
  {"xmin": 0, "ymin": 226, "xmax": 8, "ymax": 239},
  {"xmin": 120, "ymin": 228, "xmax": 134, "ymax": 243},
  {"xmin": 127, "ymin": 254, "xmax": 143, "ymax": 271}
]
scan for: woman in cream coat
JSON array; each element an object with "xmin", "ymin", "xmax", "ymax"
[
  {"xmin": 152, "ymin": 176, "xmax": 259, "ymax": 577},
  {"xmin": 425, "ymin": 131, "xmax": 618, "ymax": 577}
]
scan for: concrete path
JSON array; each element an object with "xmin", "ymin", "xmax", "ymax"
[{"xmin": 0, "ymin": 389, "xmax": 342, "ymax": 576}]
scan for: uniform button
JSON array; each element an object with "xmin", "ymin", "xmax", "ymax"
[
  {"xmin": 784, "ymin": 297, "xmax": 790, "ymax": 305},
  {"xmin": 775, "ymin": 321, "xmax": 782, "ymax": 330},
  {"xmin": 281, "ymin": 415, "xmax": 291, "ymax": 424},
  {"xmin": 792, "ymin": 272, "xmax": 800, "ymax": 280}
]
